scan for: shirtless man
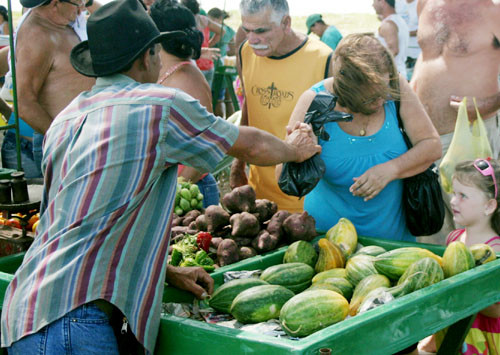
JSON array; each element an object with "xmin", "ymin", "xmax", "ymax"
[
  {"xmin": 411, "ymin": 0, "xmax": 500, "ymax": 243},
  {"xmin": 16, "ymin": 0, "xmax": 95, "ymax": 134}
]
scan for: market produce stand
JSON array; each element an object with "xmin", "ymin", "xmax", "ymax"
[
  {"xmin": 156, "ymin": 236, "xmax": 500, "ymax": 355},
  {"xmin": 0, "ymin": 236, "xmax": 498, "ymax": 354}
]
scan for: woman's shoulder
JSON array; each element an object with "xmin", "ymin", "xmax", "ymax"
[{"xmin": 310, "ymin": 77, "xmax": 334, "ymax": 94}]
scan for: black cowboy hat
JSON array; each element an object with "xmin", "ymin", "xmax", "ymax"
[{"xmin": 70, "ymin": 0, "xmax": 185, "ymax": 77}]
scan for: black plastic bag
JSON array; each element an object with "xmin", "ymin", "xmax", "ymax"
[
  {"xmin": 278, "ymin": 92, "xmax": 353, "ymax": 197},
  {"xmin": 394, "ymin": 100, "xmax": 445, "ymax": 236},
  {"xmin": 403, "ymin": 164, "xmax": 445, "ymax": 236}
]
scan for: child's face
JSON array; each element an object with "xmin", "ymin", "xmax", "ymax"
[{"xmin": 450, "ymin": 178, "xmax": 491, "ymax": 227}]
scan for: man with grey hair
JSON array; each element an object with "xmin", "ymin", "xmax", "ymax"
[{"xmin": 231, "ymin": 0, "xmax": 333, "ymax": 213}]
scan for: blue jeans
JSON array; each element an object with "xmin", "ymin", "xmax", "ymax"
[
  {"xmin": 202, "ymin": 68, "xmax": 214, "ymax": 88},
  {"xmin": 33, "ymin": 131, "xmax": 44, "ymax": 175},
  {"xmin": 196, "ymin": 173, "xmax": 219, "ymax": 208},
  {"xmin": 1, "ymin": 131, "xmax": 42, "ymax": 178},
  {"xmin": 8, "ymin": 303, "xmax": 119, "ymax": 354}
]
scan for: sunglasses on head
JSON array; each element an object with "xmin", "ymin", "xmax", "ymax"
[{"xmin": 473, "ymin": 158, "xmax": 498, "ymax": 199}]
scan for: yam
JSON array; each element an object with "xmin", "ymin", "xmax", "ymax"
[
  {"xmin": 282, "ymin": 211, "xmax": 317, "ymax": 242},
  {"xmin": 217, "ymin": 239, "xmax": 239, "ymax": 266},
  {"xmin": 182, "ymin": 210, "xmax": 202, "ymax": 226},
  {"xmin": 239, "ymin": 246, "xmax": 257, "ymax": 260},
  {"xmin": 171, "ymin": 214, "xmax": 183, "ymax": 228},
  {"xmin": 233, "ymin": 237, "xmax": 253, "ymax": 247},
  {"xmin": 171, "ymin": 226, "xmax": 190, "ymax": 239},
  {"xmin": 251, "ymin": 230, "xmax": 279, "ymax": 253},
  {"xmin": 211, "ymin": 237, "xmax": 223, "ymax": 250},
  {"xmin": 253, "ymin": 199, "xmax": 278, "ymax": 223},
  {"xmin": 266, "ymin": 210, "xmax": 291, "ymax": 240},
  {"xmin": 230, "ymin": 212, "xmax": 260, "ymax": 238},
  {"xmin": 204, "ymin": 205, "xmax": 230, "ymax": 233},
  {"xmin": 221, "ymin": 185, "xmax": 256, "ymax": 213},
  {"xmin": 195, "ymin": 214, "xmax": 208, "ymax": 231}
]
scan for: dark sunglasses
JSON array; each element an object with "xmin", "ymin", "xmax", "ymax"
[{"xmin": 473, "ymin": 159, "xmax": 498, "ymax": 199}]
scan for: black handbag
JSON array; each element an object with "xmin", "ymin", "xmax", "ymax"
[
  {"xmin": 278, "ymin": 91, "xmax": 352, "ymax": 198},
  {"xmin": 395, "ymin": 100, "xmax": 445, "ymax": 236}
]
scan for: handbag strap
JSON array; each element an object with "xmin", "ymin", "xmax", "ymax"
[{"xmin": 394, "ymin": 100, "xmax": 413, "ymax": 149}]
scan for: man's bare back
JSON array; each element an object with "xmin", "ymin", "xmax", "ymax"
[
  {"xmin": 16, "ymin": 7, "xmax": 94, "ymax": 133},
  {"xmin": 411, "ymin": 0, "xmax": 500, "ymax": 135}
]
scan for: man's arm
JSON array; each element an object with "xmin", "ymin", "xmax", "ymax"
[
  {"xmin": 229, "ymin": 42, "xmax": 249, "ymax": 188},
  {"xmin": 207, "ymin": 16, "xmax": 225, "ymax": 47},
  {"xmin": 16, "ymin": 27, "xmax": 54, "ymax": 133},
  {"xmin": 228, "ymin": 124, "xmax": 320, "ymax": 166},
  {"xmin": 379, "ymin": 20, "xmax": 400, "ymax": 57}
]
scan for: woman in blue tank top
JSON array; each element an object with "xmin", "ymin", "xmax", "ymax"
[{"xmin": 279, "ymin": 33, "xmax": 441, "ymax": 241}]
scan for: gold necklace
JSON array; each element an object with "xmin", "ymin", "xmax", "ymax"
[{"xmin": 359, "ymin": 120, "xmax": 368, "ymax": 136}]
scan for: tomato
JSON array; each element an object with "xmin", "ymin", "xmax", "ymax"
[
  {"xmin": 32, "ymin": 220, "xmax": 40, "ymax": 234},
  {"xmin": 6, "ymin": 218, "xmax": 21, "ymax": 229}
]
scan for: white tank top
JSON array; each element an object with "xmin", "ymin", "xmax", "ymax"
[{"xmin": 376, "ymin": 13, "xmax": 409, "ymax": 78}]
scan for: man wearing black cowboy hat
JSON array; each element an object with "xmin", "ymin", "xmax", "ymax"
[{"xmin": 1, "ymin": 0, "xmax": 321, "ymax": 352}]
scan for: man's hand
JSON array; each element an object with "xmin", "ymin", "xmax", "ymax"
[
  {"xmin": 450, "ymin": 95, "xmax": 499, "ymax": 122},
  {"xmin": 166, "ymin": 265, "xmax": 214, "ymax": 299},
  {"xmin": 229, "ymin": 159, "xmax": 248, "ymax": 189},
  {"xmin": 285, "ymin": 122, "xmax": 321, "ymax": 163}
]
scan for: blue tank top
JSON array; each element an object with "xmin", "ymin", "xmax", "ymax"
[{"xmin": 304, "ymin": 80, "xmax": 414, "ymax": 241}]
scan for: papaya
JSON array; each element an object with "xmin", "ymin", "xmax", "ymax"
[
  {"xmin": 315, "ymin": 238, "xmax": 345, "ymax": 273},
  {"xmin": 442, "ymin": 241, "xmax": 475, "ymax": 278},
  {"xmin": 326, "ymin": 218, "xmax": 358, "ymax": 257},
  {"xmin": 469, "ymin": 243, "xmax": 497, "ymax": 266}
]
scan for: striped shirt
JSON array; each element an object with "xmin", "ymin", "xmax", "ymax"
[
  {"xmin": 0, "ymin": 74, "xmax": 239, "ymax": 352},
  {"xmin": 446, "ymin": 229, "xmax": 500, "ymax": 249}
]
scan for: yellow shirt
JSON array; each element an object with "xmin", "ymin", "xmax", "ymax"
[{"xmin": 241, "ymin": 38, "xmax": 332, "ymax": 212}]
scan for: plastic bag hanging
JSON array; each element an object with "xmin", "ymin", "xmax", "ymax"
[
  {"xmin": 439, "ymin": 97, "xmax": 493, "ymax": 193},
  {"xmin": 278, "ymin": 91, "xmax": 353, "ymax": 198}
]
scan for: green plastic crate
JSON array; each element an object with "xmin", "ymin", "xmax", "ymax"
[
  {"xmin": 0, "ymin": 239, "xmax": 498, "ymax": 354},
  {"xmin": 156, "ymin": 236, "xmax": 500, "ymax": 354}
]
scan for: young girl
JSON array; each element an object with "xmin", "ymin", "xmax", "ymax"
[{"xmin": 423, "ymin": 158, "xmax": 500, "ymax": 354}]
